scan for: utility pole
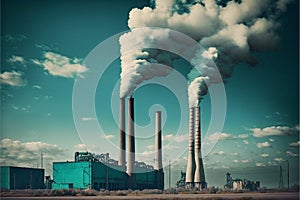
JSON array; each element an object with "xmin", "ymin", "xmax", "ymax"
[
  {"xmin": 286, "ymin": 160, "xmax": 289, "ymax": 190},
  {"xmin": 169, "ymin": 160, "xmax": 171, "ymax": 189},
  {"xmin": 278, "ymin": 166, "xmax": 284, "ymax": 189}
]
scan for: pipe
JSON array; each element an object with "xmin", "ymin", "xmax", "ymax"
[
  {"xmin": 119, "ymin": 98, "xmax": 126, "ymax": 168},
  {"xmin": 194, "ymin": 106, "xmax": 207, "ymax": 190},
  {"xmin": 185, "ymin": 107, "xmax": 196, "ymax": 187}
]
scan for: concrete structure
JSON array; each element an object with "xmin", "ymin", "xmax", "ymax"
[
  {"xmin": 194, "ymin": 106, "xmax": 207, "ymax": 190},
  {"xmin": 224, "ymin": 172, "xmax": 260, "ymax": 191},
  {"xmin": 186, "ymin": 106, "xmax": 207, "ymax": 189},
  {"xmin": 0, "ymin": 166, "xmax": 44, "ymax": 189},
  {"xmin": 185, "ymin": 107, "xmax": 196, "ymax": 188}
]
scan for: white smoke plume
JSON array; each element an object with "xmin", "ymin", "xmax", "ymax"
[
  {"xmin": 121, "ymin": 0, "xmax": 292, "ymax": 104},
  {"xmin": 119, "ymin": 28, "xmax": 194, "ymax": 97}
]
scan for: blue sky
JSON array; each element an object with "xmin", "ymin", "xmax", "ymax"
[{"xmin": 1, "ymin": 0, "xmax": 299, "ymax": 188}]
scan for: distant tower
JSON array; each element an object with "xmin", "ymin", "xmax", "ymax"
[{"xmin": 278, "ymin": 166, "xmax": 284, "ymax": 189}]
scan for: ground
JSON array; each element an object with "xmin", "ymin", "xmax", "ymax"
[{"xmin": 1, "ymin": 192, "xmax": 299, "ymax": 200}]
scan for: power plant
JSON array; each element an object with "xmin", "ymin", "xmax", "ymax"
[
  {"xmin": 185, "ymin": 106, "xmax": 207, "ymax": 190},
  {"xmin": 52, "ymin": 97, "xmax": 164, "ymax": 190}
]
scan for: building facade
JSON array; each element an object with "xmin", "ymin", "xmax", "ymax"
[{"xmin": 0, "ymin": 166, "xmax": 44, "ymax": 190}]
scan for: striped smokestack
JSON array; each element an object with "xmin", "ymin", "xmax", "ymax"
[
  {"xmin": 155, "ymin": 111, "xmax": 164, "ymax": 190},
  {"xmin": 194, "ymin": 106, "xmax": 207, "ymax": 190},
  {"xmin": 127, "ymin": 97, "xmax": 135, "ymax": 188},
  {"xmin": 185, "ymin": 107, "xmax": 196, "ymax": 188},
  {"xmin": 154, "ymin": 111, "xmax": 162, "ymax": 170},
  {"xmin": 119, "ymin": 98, "xmax": 126, "ymax": 168}
]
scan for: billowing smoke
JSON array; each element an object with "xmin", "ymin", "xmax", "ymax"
[
  {"xmin": 119, "ymin": 28, "xmax": 192, "ymax": 98},
  {"xmin": 121, "ymin": 0, "xmax": 292, "ymax": 104}
]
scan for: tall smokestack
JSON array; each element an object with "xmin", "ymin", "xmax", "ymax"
[
  {"xmin": 194, "ymin": 106, "xmax": 207, "ymax": 190},
  {"xmin": 155, "ymin": 111, "xmax": 162, "ymax": 170},
  {"xmin": 185, "ymin": 107, "xmax": 196, "ymax": 188},
  {"xmin": 119, "ymin": 98, "xmax": 126, "ymax": 168},
  {"xmin": 155, "ymin": 111, "xmax": 164, "ymax": 190},
  {"xmin": 127, "ymin": 97, "xmax": 135, "ymax": 188}
]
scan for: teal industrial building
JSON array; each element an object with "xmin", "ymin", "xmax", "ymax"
[
  {"xmin": 0, "ymin": 166, "xmax": 44, "ymax": 190},
  {"xmin": 53, "ymin": 152, "xmax": 163, "ymax": 190}
]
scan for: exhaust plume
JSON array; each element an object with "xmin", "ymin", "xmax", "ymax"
[
  {"xmin": 124, "ymin": 0, "xmax": 292, "ymax": 104},
  {"xmin": 119, "ymin": 28, "xmax": 191, "ymax": 98}
]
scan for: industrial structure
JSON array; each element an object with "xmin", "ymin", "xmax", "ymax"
[
  {"xmin": 0, "ymin": 166, "xmax": 44, "ymax": 189},
  {"xmin": 53, "ymin": 97, "xmax": 164, "ymax": 190},
  {"xmin": 224, "ymin": 172, "xmax": 260, "ymax": 191},
  {"xmin": 185, "ymin": 106, "xmax": 207, "ymax": 190}
]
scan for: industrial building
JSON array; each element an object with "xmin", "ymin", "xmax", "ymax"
[
  {"xmin": 53, "ymin": 152, "xmax": 159, "ymax": 190},
  {"xmin": 224, "ymin": 172, "xmax": 260, "ymax": 191},
  {"xmin": 0, "ymin": 166, "xmax": 44, "ymax": 190},
  {"xmin": 53, "ymin": 98, "xmax": 164, "ymax": 190}
]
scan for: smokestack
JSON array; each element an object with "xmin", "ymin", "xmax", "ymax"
[
  {"xmin": 119, "ymin": 98, "xmax": 126, "ymax": 168},
  {"xmin": 127, "ymin": 97, "xmax": 135, "ymax": 187},
  {"xmin": 155, "ymin": 111, "xmax": 164, "ymax": 190},
  {"xmin": 194, "ymin": 106, "xmax": 207, "ymax": 190},
  {"xmin": 155, "ymin": 111, "xmax": 162, "ymax": 170},
  {"xmin": 185, "ymin": 107, "xmax": 196, "ymax": 188}
]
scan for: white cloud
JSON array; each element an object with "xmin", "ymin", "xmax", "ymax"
[
  {"xmin": 260, "ymin": 153, "xmax": 269, "ymax": 157},
  {"xmin": 251, "ymin": 125, "xmax": 299, "ymax": 137},
  {"xmin": 256, "ymin": 141, "xmax": 271, "ymax": 148},
  {"xmin": 274, "ymin": 157, "xmax": 284, "ymax": 162},
  {"xmin": 269, "ymin": 138, "xmax": 275, "ymax": 142},
  {"xmin": 32, "ymin": 85, "xmax": 42, "ymax": 89},
  {"xmin": 0, "ymin": 71, "xmax": 27, "ymax": 87},
  {"xmin": 100, "ymin": 134, "xmax": 114, "ymax": 139},
  {"xmin": 32, "ymin": 51, "xmax": 88, "ymax": 78},
  {"xmin": 256, "ymin": 162, "xmax": 266, "ymax": 167},
  {"xmin": 163, "ymin": 134, "xmax": 188, "ymax": 143},
  {"xmin": 207, "ymin": 132, "xmax": 232, "ymax": 141},
  {"xmin": 241, "ymin": 159, "xmax": 250, "ymax": 163},
  {"xmin": 215, "ymin": 150, "xmax": 225, "ymax": 155},
  {"xmin": 236, "ymin": 134, "xmax": 248, "ymax": 139},
  {"xmin": 286, "ymin": 151, "xmax": 299, "ymax": 157},
  {"xmin": 74, "ymin": 143, "xmax": 101, "ymax": 153},
  {"xmin": 0, "ymin": 138, "xmax": 66, "ymax": 175},
  {"xmin": 289, "ymin": 141, "xmax": 300, "ymax": 147},
  {"xmin": 233, "ymin": 159, "xmax": 239, "ymax": 163},
  {"xmin": 243, "ymin": 140, "xmax": 249, "ymax": 145},
  {"xmin": 230, "ymin": 152, "xmax": 239, "ymax": 156},
  {"xmin": 82, "ymin": 117, "xmax": 96, "ymax": 121},
  {"xmin": 8, "ymin": 55, "xmax": 25, "ymax": 64}
]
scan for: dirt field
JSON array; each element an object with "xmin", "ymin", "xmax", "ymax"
[{"xmin": 1, "ymin": 192, "xmax": 299, "ymax": 200}]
